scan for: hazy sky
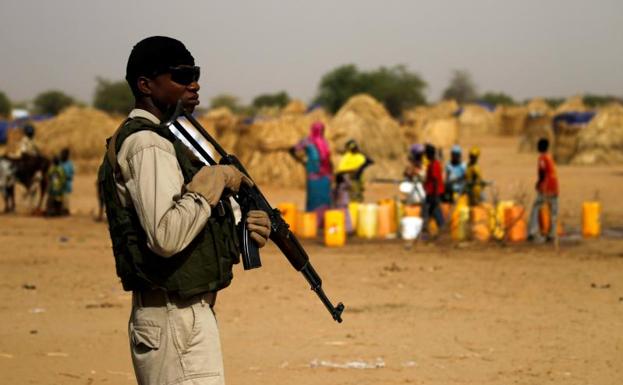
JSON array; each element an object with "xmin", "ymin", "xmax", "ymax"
[{"xmin": 1, "ymin": 0, "xmax": 622, "ymax": 106}]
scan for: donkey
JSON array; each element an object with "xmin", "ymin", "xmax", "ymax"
[{"xmin": 0, "ymin": 154, "xmax": 50, "ymax": 213}]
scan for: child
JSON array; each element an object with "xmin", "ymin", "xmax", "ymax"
[
  {"xmin": 528, "ymin": 138, "xmax": 559, "ymax": 242},
  {"xmin": 60, "ymin": 148, "xmax": 74, "ymax": 215},
  {"xmin": 444, "ymin": 145, "xmax": 466, "ymax": 202},
  {"xmin": 46, "ymin": 156, "xmax": 66, "ymax": 216}
]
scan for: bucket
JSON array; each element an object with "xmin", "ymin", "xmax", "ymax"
[
  {"xmin": 277, "ymin": 202, "xmax": 298, "ymax": 234},
  {"xmin": 357, "ymin": 204, "xmax": 378, "ymax": 239},
  {"xmin": 296, "ymin": 212, "xmax": 317, "ymax": 239},
  {"xmin": 324, "ymin": 210, "xmax": 346, "ymax": 247},
  {"xmin": 504, "ymin": 205, "xmax": 527, "ymax": 242},
  {"xmin": 451, "ymin": 204, "xmax": 470, "ymax": 241},
  {"xmin": 471, "ymin": 204, "xmax": 491, "ymax": 242},
  {"xmin": 582, "ymin": 201, "xmax": 601, "ymax": 238},
  {"xmin": 400, "ymin": 216, "xmax": 423, "ymax": 240}
]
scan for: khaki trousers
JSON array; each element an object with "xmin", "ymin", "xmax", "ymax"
[{"xmin": 129, "ymin": 292, "xmax": 225, "ymax": 385}]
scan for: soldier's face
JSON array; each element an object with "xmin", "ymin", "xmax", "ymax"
[{"xmin": 149, "ymin": 66, "xmax": 200, "ymax": 113}]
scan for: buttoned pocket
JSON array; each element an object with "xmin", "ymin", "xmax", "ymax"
[{"xmin": 131, "ymin": 325, "xmax": 161, "ymax": 352}]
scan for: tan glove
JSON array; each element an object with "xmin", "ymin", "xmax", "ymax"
[
  {"xmin": 246, "ymin": 210, "xmax": 271, "ymax": 248},
  {"xmin": 186, "ymin": 165, "xmax": 253, "ymax": 207}
]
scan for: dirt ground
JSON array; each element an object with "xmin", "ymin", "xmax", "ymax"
[{"xmin": 1, "ymin": 135, "xmax": 622, "ymax": 385}]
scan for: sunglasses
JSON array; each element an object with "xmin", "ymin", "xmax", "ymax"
[{"xmin": 167, "ymin": 65, "xmax": 200, "ymax": 86}]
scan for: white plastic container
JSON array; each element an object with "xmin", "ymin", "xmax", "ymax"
[{"xmin": 400, "ymin": 216, "xmax": 423, "ymax": 240}]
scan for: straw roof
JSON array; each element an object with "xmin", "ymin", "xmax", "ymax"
[
  {"xmin": 35, "ymin": 106, "xmax": 123, "ymax": 160},
  {"xmin": 572, "ymin": 102, "xmax": 623, "ymax": 165}
]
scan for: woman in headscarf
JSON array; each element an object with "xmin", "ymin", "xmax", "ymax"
[{"xmin": 289, "ymin": 121, "xmax": 333, "ymax": 213}]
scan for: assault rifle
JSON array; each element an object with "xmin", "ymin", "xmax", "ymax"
[{"xmin": 162, "ymin": 101, "xmax": 344, "ymax": 323}]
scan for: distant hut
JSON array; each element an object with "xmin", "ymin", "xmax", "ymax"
[
  {"xmin": 494, "ymin": 105, "xmax": 528, "ymax": 136},
  {"xmin": 552, "ymin": 96, "xmax": 594, "ymax": 164},
  {"xmin": 458, "ymin": 104, "xmax": 496, "ymax": 138},
  {"xmin": 519, "ymin": 98, "xmax": 554, "ymax": 152},
  {"xmin": 572, "ymin": 102, "xmax": 623, "ymax": 165}
]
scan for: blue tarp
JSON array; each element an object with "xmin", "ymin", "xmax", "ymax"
[
  {"xmin": 0, "ymin": 121, "xmax": 8, "ymax": 144},
  {"xmin": 0, "ymin": 115, "xmax": 53, "ymax": 144},
  {"xmin": 553, "ymin": 111, "xmax": 596, "ymax": 126},
  {"xmin": 8, "ymin": 114, "xmax": 53, "ymax": 128},
  {"xmin": 476, "ymin": 101, "xmax": 496, "ymax": 112}
]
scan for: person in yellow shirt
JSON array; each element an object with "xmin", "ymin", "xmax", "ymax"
[
  {"xmin": 465, "ymin": 147, "xmax": 485, "ymax": 206},
  {"xmin": 334, "ymin": 139, "xmax": 373, "ymax": 206}
]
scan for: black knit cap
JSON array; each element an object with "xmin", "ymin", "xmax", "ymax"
[{"xmin": 126, "ymin": 36, "xmax": 195, "ymax": 95}]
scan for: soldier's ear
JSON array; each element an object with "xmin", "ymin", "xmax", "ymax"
[{"xmin": 136, "ymin": 76, "xmax": 153, "ymax": 96}]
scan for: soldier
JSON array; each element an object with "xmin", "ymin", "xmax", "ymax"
[{"xmin": 98, "ymin": 36, "xmax": 271, "ymax": 385}]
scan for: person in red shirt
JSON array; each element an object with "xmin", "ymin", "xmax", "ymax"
[
  {"xmin": 422, "ymin": 143, "xmax": 445, "ymax": 236},
  {"xmin": 528, "ymin": 138, "xmax": 559, "ymax": 242}
]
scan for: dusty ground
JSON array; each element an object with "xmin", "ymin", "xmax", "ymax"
[{"xmin": 1, "ymin": 135, "xmax": 622, "ymax": 384}]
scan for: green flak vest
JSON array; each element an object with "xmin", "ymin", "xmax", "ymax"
[{"xmin": 98, "ymin": 117, "xmax": 240, "ymax": 298}]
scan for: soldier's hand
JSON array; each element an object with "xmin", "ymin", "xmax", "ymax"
[
  {"xmin": 246, "ymin": 210, "xmax": 271, "ymax": 248},
  {"xmin": 186, "ymin": 165, "xmax": 253, "ymax": 207}
]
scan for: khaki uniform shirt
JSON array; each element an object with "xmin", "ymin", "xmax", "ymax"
[{"xmin": 115, "ymin": 109, "xmax": 212, "ymax": 257}]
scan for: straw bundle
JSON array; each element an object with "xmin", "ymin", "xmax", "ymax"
[
  {"xmin": 428, "ymin": 99, "xmax": 460, "ymax": 119},
  {"xmin": 282, "ymin": 100, "xmax": 307, "ymax": 115},
  {"xmin": 235, "ymin": 109, "xmax": 331, "ymax": 187},
  {"xmin": 526, "ymin": 98, "xmax": 551, "ymax": 116},
  {"xmin": 494, "ymin": 105, "xmax": 528, "ymax": 136},
  {"xmin": 196, "ymin": 107, "xmax": 235, "ymax": 152},
  {"xmin": 327, "ymin": 94, "xmax": 407, "ymax": 180},
  {"xmin": 458, "ymin": 104, "xmax": 496, "ymax": 137},
  {"xmin": 35, "ymin": 106, "xmax": 123, "ymax": 160},
  {"xmin": 421, "ymin": 118, "xmax": 459, "ymax": 149},
  {"xmin": 572, "ymin": 103, "xmax": 623, "ymax": 165},
  {"xmin": 402, "ymin": 100, "xmax": 460, "ymax": 145},
  {"xmin": 402, "ymin": 106, "xmax": 428, "ymax": 144},
  {"xmin": 328, "ymin": 94, "xmax": 406, "ymax": 159},
  {"xmin": 519, "ymin": 98, "xmax": 554, "ymax": 152},
  {"xmin": 553, "ymin": 122, "xmax": 581, "ymax": 164},
  {"xmin": 555, "ymin": 96, "xmax": 587, "ymax": 114}
]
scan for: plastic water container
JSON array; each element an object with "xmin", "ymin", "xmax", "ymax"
[
  {"xmin": 440, "ymin": 202, "xmax": 452, "ymax": 221},
  {"xmin": 494, "ymin": 200, "xmax": 514, "ymax": 240},
  {"xmin": 377, "ymin": 204, "xmax": 392, "ymax": 238},
  {"xmin": 451, "ymin": 204, "xmax": 470, "ymax": 241},
  {"xmin": 348, "ymin": 202, "xmax": 359, "ymax": 234},
  {"xmin": 400, "ymin": 216, "xmax": 423, "ymax": 240},
  {"xmin": 296, "ymin": 212, "xmax": 317, "ymax": 239},
  {"xmin": 470, "ymin": 205, "xmax": 491, "ymax": 242},
  {"xmin": 582, "ymin": 201, "xmax": 601, "ymax": 238},
  {"xmin": 404, "ymin": 205, "xmax": 421, "ymax": 217},
  {"xmin": 357, "ymin": 204, "xmax": 378, "ymax": 239},
  {"xmin": 539, "ymin": 203, "xmax": 563, "ymax": 236},
  {"xmin": 377, "ymin": 200, "xmax": 397, "ymax": 238},
  {"xmin": 505, "ymin": 205, "xmax": 527, "ymax": 242},
  {"xmin": 324, "ymin": 210, "xmax": 346, "ymax": 247},
  {"xmin": 277, "ymin": 202, "xmax": 298, "ymax": 234},
  {"xmin": 456, "ymin": 194, "xmax": 469, "ymax": 207},
  {"xmin": 379, "ymin": 199, "xmax": 398, "ymax": 233}
]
